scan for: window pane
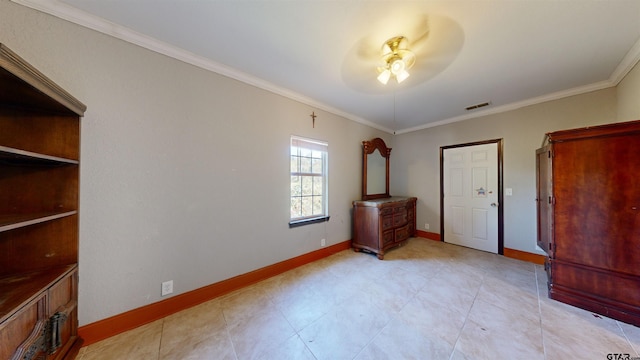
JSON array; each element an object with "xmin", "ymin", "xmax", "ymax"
[
  {"xmin": 291, "ymin": 197, "xmax": 301, "ymax": 218},
  {"xmin": 300, "ymin": 156, "xmax": 311, "ymax": 173},
  {"xmin": 312, "ymin": 195, "xmax": 323, "ymax": 215},
  {"xmin": 301, "ymin": 176, "xmax": 313, "ymax": 195},
  {"xmin": 291, "ymin": 176, "xmax": 301, "ymax": 196},
  {"xmin": 311, "ymin": 158, "xmax": 322, "ymax": 174},
  {"xmin": 301, "ymin": 196, "xmax": 312, "ymax": 217},
  {"xmin": 313, "ymin": 176, "xmax": 323, "ymax": 195},
  {"xmin": 311, "ymin": 150, "xmax": 323, "ymax": 159},
  {"xmin": 291, "ymin": 145, "xmax": 299, "ymax": 156},
  {"xmin": 300, "ymin": 147, "xmax": 311, "ymax": 157},
  {"xmin": 291, "ymin": 155, "xmax": 299, "ymax": 172}
]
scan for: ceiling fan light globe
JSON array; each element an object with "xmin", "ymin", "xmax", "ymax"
[
  {"xmin": 396, "ymin": 69, "xmax": 410, "ymax": 83},
  {"xmin": 390, "ymin": 58, "xmax": 405, "ymax": 75},
  {"xmin": 377, "ymin": 69, "xmax": 391, "ymax": 84}
]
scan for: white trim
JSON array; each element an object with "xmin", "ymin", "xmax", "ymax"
[
  {"xmin": 11, "ymin": 0, "xmax": 391, "ymax": 134},
  {"xmin": 610, "ymin": 36, "xmax": 640, "ymax": 86},
  {"xmin": 395, "ymin": 80, "xmax": 614, "ymax": 134},
  {"xmin": 11, "ymin": 0, "xmax": 640, "ymax": 135}
]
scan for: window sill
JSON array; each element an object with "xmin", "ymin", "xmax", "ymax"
[{"xmin": 289, "ymin": 216, "xmax": 330, "ymax": 228}]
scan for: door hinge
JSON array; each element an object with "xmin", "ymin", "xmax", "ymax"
[{"xmin": 549, "ymin": 242, "xmax": 556, "ymax": 253}]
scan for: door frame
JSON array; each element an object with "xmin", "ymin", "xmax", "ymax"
[{"xmin": 440, "ymin": 138, "xmax": 504, "ymax": 255}]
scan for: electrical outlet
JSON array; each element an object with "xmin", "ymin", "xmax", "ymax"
[
  {"xmin": 425, "ymin": 223, "xmax": 430, "ymax": 230},
  {"xmin": 321, "ymin": 238, "xmax": 326, "ymax": 247},
  {"xmin": 161, "ymin": 280, "xmax": 173, "ymax": 296}
]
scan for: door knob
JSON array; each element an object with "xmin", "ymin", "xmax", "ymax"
[{"xmin": 490, "ymin": 203, "xmax": 498, "ymax": 207}]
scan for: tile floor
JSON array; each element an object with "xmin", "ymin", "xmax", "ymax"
[{"xmin": 77, "ymin": 238, "xmax": 640, "ymax": 360}]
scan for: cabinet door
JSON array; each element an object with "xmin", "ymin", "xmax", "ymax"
[
  {"xmin": 0, "ymin": 293, "xmax": 47, "ymax": 360},
  {"xmin": 536, "ymin": 145, "xmax": 553, "ymax": 256}
]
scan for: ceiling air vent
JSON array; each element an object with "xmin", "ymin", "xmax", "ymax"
[{"xmin": 465, "ymin": 101, "xmax": 491, "ymax": 111}]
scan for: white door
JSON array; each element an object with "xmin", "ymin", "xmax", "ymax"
[{"xmin": 443, "ymin": 143, "xmax": 498, "ymax": 253}]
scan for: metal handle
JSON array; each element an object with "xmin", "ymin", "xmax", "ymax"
[{"xmin": 490, "ymin": 202, "xmax": 498, "ymax": 207}]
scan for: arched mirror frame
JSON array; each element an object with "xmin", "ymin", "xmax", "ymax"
[{"xmin": 362, "ymin": 137, "xmax": 391, "ymax": 200}]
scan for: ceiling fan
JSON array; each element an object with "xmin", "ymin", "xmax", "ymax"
[
  {"xmin": 376, "ymin": 36, "xmax": 416, "ymax": 84},
  {"xmin": 340, "ymin": 13, "xmax": 464, "ymax": 93}
]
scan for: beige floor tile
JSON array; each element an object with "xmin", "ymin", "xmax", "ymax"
[
  {"xmin": 475, "ymin": 276, "xmax": 540, "ymax": 324},
  {"xmin": 80, "ymin": 320, "xmax": 163, "ymax": 360},
  {"xmin": 397, "ymin": 292, "xmax": 467, "ymax": 347},
  {"xmin": 415, "ymin": 276, "xmax": 477, "ymax": 317},
  {"xmin": 540, "ymin": 299, "xmax": 634, "ymax": 360},
  {"xmin": 276, "ymin": 286, "xmax": 334, "ymax": 331},
  {"xmin": 451, "ymin": 317, "xmax": 544, "ymax": 360},
  {"xmin": 255, "ymin": 334, "xmax": 315, "ymax": 360},
  {"xmin": 454, "ymin": 299, "xmax": 544, "ymax": 359},
  {"xmin": 437, "ymin": 264, "xmax": 484, "ymax": 296},
  {"xmin": 355, "ymin": 316, "xmax": 454, "ymax": 359},
  {"xmin": 380, "ymin": 265, "xmax": 431, "ymax": 294},
  {"xmin": 298, "ymin": 295, "xmax": 392, "ymax": 360},
  {"xmin": 307, "ymin": 271, "xmax": 367, "ymax": 307},
  {"xmin": 159, "ymin": 300, "xmax": 235, "ymax": 360},
  {"xmin": 618, "ymin": 321, "xmax": 640, "ymax": 356},
  {"xmin": 360, "ymin": 276, "xmax": 419, "ymax": 314},
  {"xmin": 227, "ymin": 307, "xmax": 295, "ymax": 359},
  {"xmin": 220, "ymin": 284, "xmax": 278, "ymax": 326}
]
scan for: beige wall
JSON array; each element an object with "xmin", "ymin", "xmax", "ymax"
[
  {"xmin": 0, "ymin": 0, "xmax": 388, "ymax": 326},
  {"xmin": 617, "ymin": 62, "xmax": 640, "ymax": 121},
  {"xmin": 391, "ymin": 88, "xmax": 617, "ymax": 254}
]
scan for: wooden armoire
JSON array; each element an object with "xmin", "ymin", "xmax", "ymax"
[
  {"xmin": 536, "ymin": 120, "xmax": 640, "ymax": 326},
  {"xmin": 0, "ymin": 44, "xmax": 86, "ymax": 359}
]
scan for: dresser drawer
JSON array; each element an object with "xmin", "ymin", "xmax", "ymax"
[
  {"xmin": 382, "ymin": 230, "xmax": 394, "ymax": 246},
  {"xmin": 393, "ymin": 212, "xmax": 407, "ymax": 226},
  {"xmin": 380, "ymin": 207, "xmax": 393, "ymax": 216},
  {"xmin": 382, "ymin": 215, "xmax": 393, "ymax": 230},
  {"xmin": 393, "ymin": 206, "xmax": 405, "ymax": 214},
  {"xmin": 395, "ymin": 225, "xmax": 410, "ymax": 242}
]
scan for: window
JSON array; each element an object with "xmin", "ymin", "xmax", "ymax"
[{"xmin": 290, "ymin": 136, "xmax": 329, "ymax": 226}]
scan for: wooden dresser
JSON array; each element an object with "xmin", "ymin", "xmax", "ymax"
[
  {"xmin": 0, "ymin": 44, "xmax": 86, "ymax": 359},
  {"xmin": 353, "ymin": 197, "xmax": 417, "ymax": 259},
  {"xmin": 536, "ymin": 120, "xmax": 640, "ymax": 326}
]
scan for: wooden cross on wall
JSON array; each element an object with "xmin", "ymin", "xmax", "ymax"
[{"xmin": 310, "ymin": 111, "xmax": 317, "ymax": 128}]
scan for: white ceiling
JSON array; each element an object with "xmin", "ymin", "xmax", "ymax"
[{"xmin": 18, "ymin": 0, "xmax": 640, "ymax": 133}]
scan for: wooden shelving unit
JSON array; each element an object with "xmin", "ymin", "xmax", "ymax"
[{"xmin": 0, "ymin": 43, "xmax": 86, "ymax": 360}]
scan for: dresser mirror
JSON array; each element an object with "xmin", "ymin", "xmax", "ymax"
[{"xmin": 362, "ymin": 137, "xmax": 391, "ymax": 200}]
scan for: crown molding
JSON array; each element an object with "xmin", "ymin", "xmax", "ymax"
[
  {"xmin": 398, "ymin": 37, "xmax": 640, "ymax": 134},
  {"xmin": 610, "ymin": 36, "xmax": 640, "ymax": 86},
  {"xmin": 11, "ymin": 0, "xmax": 639, "ymax": 135},
  {"xmin": 395, "ymin": 80, "xmax": 614, "ymax": 134},
  {"xmin": 10, "ymin": 0, "xmax": 392, "ymax": 134}
]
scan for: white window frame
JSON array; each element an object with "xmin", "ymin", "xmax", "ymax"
[{"xmin": 289, "ymin": 136, "xmax": 329, "ymax": 227}]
